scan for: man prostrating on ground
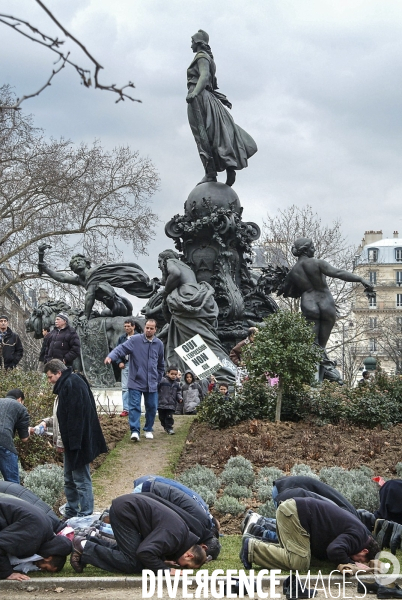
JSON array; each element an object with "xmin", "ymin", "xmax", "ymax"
[{"xmin": 70, "ymin": 494, "xmax": 207, "ymax": 574}]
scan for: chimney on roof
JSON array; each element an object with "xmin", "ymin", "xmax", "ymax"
[
  {"xmin": 363, "ymin": 230, "xmax": 383, "ymax": 245},
  {"xmin": 393, "ymin": 231, "xmax": 399, "ymax": 239}
]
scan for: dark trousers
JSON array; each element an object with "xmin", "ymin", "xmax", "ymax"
[
  {"xmin": 82, "ymin": 506, "xmax": 142, "ymax": 573},
  {"xmin": 158, "ymin": 409, "xmax": 174, "ymax": 430}
]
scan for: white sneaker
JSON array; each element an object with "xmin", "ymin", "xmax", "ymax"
[
  {"xmin": 145, "ymin": 432, "xmax": 154, "ymax": 440},
  {"xmin": 131, "ymin": 432, "xmax": 139, "ymax": 442}
]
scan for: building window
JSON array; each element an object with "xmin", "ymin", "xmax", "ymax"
[
  {"xmin": 369, "ymin": 317, "xmax": 377, "ymax": 329},
  {"xmin": 397, "ymin": 294, "xmax": 402, "ymax": 308},
  {"xmin": 368, "ymin": 248, "xmax": 378, "ymax": 262},
  {"xmin": 369, "ymin": 271, "xmax": 377, "ymax": 284},
  {"xmin": 369, "ymin": 338, "xmax": 377, "ymax": 352},
  {"xmin": 396, "ymin": 248, "xmax": 402, "ymax": 262},
  {"xmin": 369, "ymin": 293, "xmax": 377, "ymax": 308},
  {"xmin": 396, "ymin": 271, "xmax": 402, "ymax": 287},
  {"xmin": 397, "ymin": 317, "xmax": 402, "ymax": 331}
]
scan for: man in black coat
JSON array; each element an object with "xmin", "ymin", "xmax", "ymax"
[
  {"xmin": 241, "ymin": 497, "xmax": 379, "ymax": 572},
  {"xmin": 70, "ymin": 494, "xmax": 207, "ymax": 574},
  {"xmin": 42, "ymin": 359, "xmax": 108, "ymax": 518},
  {"xmin": 0, "ymin": 316, "xmax": 23, "ymax": 370},
  {"xmin": 0, "ymin": 496, "xmax": 71, "ymax": 581},
  {"xmin": 44, "ymin": 313, "xmax": 80, "ymax": 367},
  {"xmin": 138, "ymin": 485, "xmax": 221, "ymax": 559}
]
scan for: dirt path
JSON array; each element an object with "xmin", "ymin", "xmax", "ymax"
[{"xmin": 92, "ymin": 415, "xmax": 193, "ymax": 510}]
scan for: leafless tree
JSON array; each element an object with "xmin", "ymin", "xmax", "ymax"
[
  {"xmin": 374, "ymin": 315, "xmax": 402, "ymax": 375},
  {"xmin": 0, "ymin": 85, "xmax": 159, "ymax": 298},
  {"xmin": 0, "ymin": 0, "xmax": 140, "ymax": 109}
]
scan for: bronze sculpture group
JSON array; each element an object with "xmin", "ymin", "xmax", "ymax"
[{"xmin": 28, "ymin": 31, "xmax": 373, "ymax": 387}]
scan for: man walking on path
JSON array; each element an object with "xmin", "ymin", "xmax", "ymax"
[
  {"xmin": 105, "ymin": 319, "xmax": 164, "ymax": 442},
  {"xmin": 36, "ymin": 359, "xmax": 107, "ymax": 518},
  {"xmin": 114, "ymin": 318, "xmax": 137, "ymax": 417},
  {"xmin": 44, "ymin": 313, "xmax": 81, "ymax": 367},
  {"xmin": 0, "ymin": 316, "xmax": 23, "ymax": 370},
  {"xmin": 0, "ymin": 389, "xmax": 29, "ymax": 483}
]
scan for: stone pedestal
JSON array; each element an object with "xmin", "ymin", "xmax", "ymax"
[{"xmin": 92, "ymin": 388, "xmax": 146, "ymax": 415}]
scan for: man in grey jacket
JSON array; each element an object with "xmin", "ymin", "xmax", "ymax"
[
  {"xmin": 0, "ymin": 389, "xmax": 29, "ymax": 483},
  {"xmin": 105, "ymin": 319, "xmax": 164, "ymax": 442}
]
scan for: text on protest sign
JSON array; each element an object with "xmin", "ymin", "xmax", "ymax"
[{"xmin": 175, "ymin": 334, "xmax": 221, "ymax": 378}]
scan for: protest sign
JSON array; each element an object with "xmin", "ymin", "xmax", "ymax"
[{"xmin": 175, "ymin": 334, "xmax": 221, "ymax": 379}]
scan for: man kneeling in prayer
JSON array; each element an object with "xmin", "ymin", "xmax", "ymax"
[
  {"xmin": 240, "ymin": 497, "xmax": 379, "ymax": 572},
  {"xmin": 0, "ymin": 496, "xmax": 72, "ymax": 580},
  {"xmin": 70, "ymin": 494, "xmax": 208, "ymax": 574}
]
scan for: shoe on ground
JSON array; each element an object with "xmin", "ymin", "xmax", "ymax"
[
  {"xmin": 357, "ymin": 581, "xmax": 380, "ymax": 594},
  {"xmin": 377, "ymin": 520, "xmax": 395, "ymax": 549},
  {"xmin": 166, "ymin": 429, "xmax": 175, "ymax": 435},
  {"xmin": 246, "ymin": 523, "xmax": 266, "ymax": 538},
  {"xmin": 239, "ymin": 537, "xmax": 252, "ymax": 570},
  {"xmin": 241, "ymin": 510, "xmax": 261, "ymax": 534},
  {"xmin": 69, "ymin": 536, "xmax": 86, "ymax": 573},
  {"xmin": 120, "ymin": 410, "xmax": 129, "ymax": 417},
  {"xmin": 377, "ymin": 584, "xmax": 402, "ymax": 598},
  {"xmin": 145, "ymin": 431, "xmax": 154, "ymax": 439},
  {"xmin": 131, "ymin": 432, "xmax": 140, "ymax": 442}
]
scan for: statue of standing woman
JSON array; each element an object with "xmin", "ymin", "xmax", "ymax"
[{"xmin": 186, "ymin": 30, "xmax": 257, "ymax": 187}]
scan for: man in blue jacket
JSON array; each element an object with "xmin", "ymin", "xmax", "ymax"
[{"xmin": 105, "ymin": 319, "xmax": 164, "ymax": 442}]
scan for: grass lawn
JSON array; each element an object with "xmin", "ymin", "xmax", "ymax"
[{"xmin": 30, "ymin": 535, "xmax": 402, "ymax": 578}]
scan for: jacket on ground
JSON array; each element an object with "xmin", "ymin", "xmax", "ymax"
[
  {"xmin": 111, "ymin": 494, "xmax": 199, "ymax": 573},
  {"xmin": 108, "ymin": 334, "xmax": 164, "ymax": 392},
  {"xmin": 53, "ymin": 368, "xmax": 108, "ymax": 470},
  {"xmin": 158, "ymin": 376, "xmax": 182, "ymax": 411},
  {"xmin": 45, "ymin": 325, "xmax": 81, "ymax": 366},
  {"xmin": 0, "ymin": 328, "xmax": 23, "ymax": 369}
]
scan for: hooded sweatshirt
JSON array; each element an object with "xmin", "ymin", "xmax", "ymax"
[{"xmin": 181, "ymin": 370, "xmax": 204, "ymax": 414}]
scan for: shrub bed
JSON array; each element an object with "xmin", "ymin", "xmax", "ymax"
[{"xmin": 198, "ymin": 373, "xmax": 402, "ymax": 430}]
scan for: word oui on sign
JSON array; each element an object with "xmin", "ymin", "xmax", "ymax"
[{"xmin": 175, "ymin": 334, "xmax": 221, "ymax": 379}]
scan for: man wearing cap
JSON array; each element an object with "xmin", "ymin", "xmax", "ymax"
[
  {"xmin": 0, "ymin": 389, "xmax": 29, "ymax": 483},
  {"xmin": 44, "ymin": 313, "xmax": 81, "ymax": 367},
  {"xmin": 0, "ymin": 315, "xmax": 23, "ymax": 370}
]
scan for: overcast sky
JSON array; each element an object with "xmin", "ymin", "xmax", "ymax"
[{"xmin": 1, "ymin": 0, "xmax": 402, "ymax": 310}]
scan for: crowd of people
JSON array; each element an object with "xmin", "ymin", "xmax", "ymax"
[
  {"xmin": 2, "ymin": 471, "xmax": 402, "ymax": 594},
  {"xmin": 3, "ymin": 313, "xmax": 402, "ymax": 594}
]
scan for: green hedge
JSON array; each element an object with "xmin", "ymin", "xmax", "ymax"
[
  {"xmin": 197, "ymin": 373, "xmax": 402, "ymax": 430},
  {"xmin": 0, "ymin": 370, "xmax": 58, "ymax": 469}
]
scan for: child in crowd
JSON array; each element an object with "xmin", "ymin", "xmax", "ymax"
[
  {"xmin": 158, "ymin": 365, "xmax": 183, "ymax": 435},
  {"xmin": 218, "ymin": 382, "xmax": 230, "ymax": 396},
  {"xmin": 179, "ymin": 370, "xmax": 204, "ymax": 415}
]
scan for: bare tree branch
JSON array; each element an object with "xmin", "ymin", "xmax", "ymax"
[
  {"xmin": 0, "ymin": 0, "xmax": 141, "ymax": 109},
  {"xmin": 0, "ymin": 86, "xmax": 159, "ymax": 298}
]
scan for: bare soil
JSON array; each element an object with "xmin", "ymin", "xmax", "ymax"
[{"xmin": 176, "ymin": 419, "xmax": 402, "ymax": 534}]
